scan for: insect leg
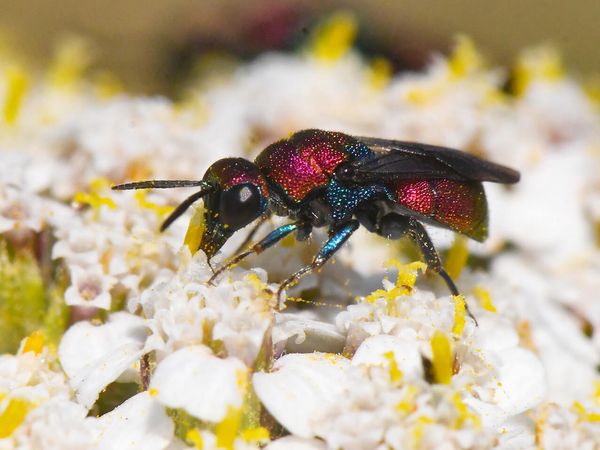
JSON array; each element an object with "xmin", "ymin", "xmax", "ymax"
[
  {"xmin": 208, "ymin": 222, "xmax": 304, "ymax": 285},
  {"xmin": 405, "ymin": 217, "xmax": 478, "ymax": 325},
  {"xmin": 231, "ymin": 214, "xmax": 271, "ymax": 255},
  {"xmin": 277, "ymin": 220, "xmax": 359, "ymax": 307}
]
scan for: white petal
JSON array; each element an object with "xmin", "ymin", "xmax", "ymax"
[
  {"xmin": 266, "ymin": 436, "xmax": 327, "ymax": 450},
  {"xmin": 149, "ymin": 345, "xmax": 247, "ymax": 422},
  {"xmin": 95, "ymin": 392, "xmax": 174, "ymax": 450},
  {"xmin": 351, "ymin": 335, "xmax": 423, "ymax": 382},
  {"xmin": 59, "ymin": 312, "xmax": 148, "ymax": 409},
  {"xmin": 493, "ymin": 348, "xmax": 546, "ymax": 415},
  {"xmin": 274, "ymin": 313, "xmax": 345, "ymax": 353},
  {"xmin": 253, "ymin": 353, "xmax": 350, "ymax": 438}
]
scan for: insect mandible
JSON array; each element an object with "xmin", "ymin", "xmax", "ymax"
[{"xmin": 113, "ymin": 129, "xmax": 520, "ymax": 321}]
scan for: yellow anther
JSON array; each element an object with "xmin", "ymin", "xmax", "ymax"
[
  {"xmin": 74, "ymin": 178, "xmax": 117, "ymax": 210},
  {"xmin": 584, "ymin": 76, "xmax": 600, "ymax": 105},
  {"xmin": 364, "ymin": 260, "xmax": 426, "ymax": 305},
  {"xmin": 573, "ymin": 401, "xmax": 600, "ymax": 422},
  {"xmin": 431, "ymin": 331, "xmax": 453, "ymax": 384},
  {"xmin": 452, "ymin": 295, "xmax": 466, "ymax": 336},
  {"xmin": 0, "ymin": 398, "xmax": 30, "ymax": 438},
  {"xmin": 368, "ymin": 57, "xmax": 392, "ymax": 90},
  {"xmin": 309, "ymin": 12, "xmax": 357, "ymax": 62},
  {"xmin": 241, "ymin": 427, "xmax": 270, "ymax": 443},
  {"xmin": 512, "ymin": 45, "xmax": 564, "ymax": 97},
  {"xmin": 92, "ymin": 70, "xmax": 123, "ymax": 98},
  {"xmin": 444, "ymin": 235, "xmax": 469, "ymax": 280},
  {"xmin": 47, "ymin": 36, "xmax": 93, "ymax": 88},
  {"xmin": 215, "ymin": 406, "xmax": 242, "ymax": 450},
  {"xmin": 396, "ymin": 384, "xmax": 417, "ymax": 414},
  {"xmin": 186, "ymin": 428, "xmax": 204, "ymax": 449},
  {"xmin": 411, "ymin": 415, "xmax": 433, "ymax": 447},
  {"xmin": 404, "ymin": 83, "xmax": 444, "ymax": 106},
  {"xmin": 452, "ymin": 392, "xmax": 481, "ymax": 429},
  {"xmin": 184, "ymin": 205, "xmax": 205, "ymax": 254},
  {"xmin": 383, "ymin": 351, "xmax": 403, "ymax": 384},
  {"xmin": 387, "ymin": 259, "xmax": 427, "ymax": 290},
  {"xmin": 22, "ymin": 330, "xmax": 44, "ymax": 355},
  {"xmin": 73, "ymin": 192, "xmax": 117, "ymax": 210},
  {"xmin": 3, "ymin": 65, "xmax": 29, "ymax": 125},
  {"xmin": 134, "ymin": 191, "xmax": 174, "ymax": 218},
  {"xmin": 448, "ymin": 35, "xmax": 484, "ymax": 79},
  {"xmin": 280, "ymin": 233, "xmax": 296, "ymax": 248},
  {"xmin": 473, "ymin": 286, "xmax": 497, "ymax": 313}
]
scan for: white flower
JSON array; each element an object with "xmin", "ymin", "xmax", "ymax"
[
  {"xmin": 6, "ymin": 398, "xmax": 100, "ymax": 450},
  {"xmin": 95, "ymin": 392, "xmax": 174, "ymax": 450},
  {"xmin": 64, "ymin": 264, "xmax": 115, "ymax": 310},
  {"xmin": 58, "ymin": 312, "xmax": 148, "ymax": 409},
  {"xmin": 150, "ymin": 345, "xmax": 247, "ymax": 423},
  {"xmin": 266, "ymin": 437, "xmax": 327, "ymax": 450},
  {"xmin": 352, "ymin": 334, "xmax": 423, "ymax": 382},
  {"xmin": 139, "ymin": 251, "xmax": 274, "ymax": 366},
  {"xmin": 253, "ymin": 353, "xmax": 351, "ymax": 438}
]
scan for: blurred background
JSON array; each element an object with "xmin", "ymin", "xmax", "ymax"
[{"xmin": 1, "ymin": 0, "xmax": 599, "ymax": 94}]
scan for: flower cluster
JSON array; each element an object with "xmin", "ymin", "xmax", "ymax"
[{"xmin": 1, "ymin": 14, "xmax": 599, "ymax": 450}]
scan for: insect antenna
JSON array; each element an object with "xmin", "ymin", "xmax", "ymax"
[
  {"xmin": 160, "ymin": 187, "xmax": 213, "ymax": 232},
  {"xmin": 111, "ymin": 179, "xmax": 214, "ymax": 232},
  {"xmin": 112, "ymin": 180, "xmax": 211, "ymax": 190}
]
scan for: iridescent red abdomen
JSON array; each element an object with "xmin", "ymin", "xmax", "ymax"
[{"xmin": 393, "ymin": 179, "xmax": 487, "ymax": 241}]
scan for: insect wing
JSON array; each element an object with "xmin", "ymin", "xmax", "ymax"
[{"xmin": 351, "ymin": 137, "xmax": 520, "ymax": 184}]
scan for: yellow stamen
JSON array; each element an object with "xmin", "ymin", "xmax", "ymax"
[
  {"xmin": 512, "ymin": 45, "xmax": 564, "ymax": 97},
  {"xmin": 244, "ymin": 273, "xmax": 266, "ymax": 291},
  {"xmin": 241, "ymin": 426, "xmax": 270, "ymax": 443},
  {"xmin": 593, "ymin": 380, "xmax": 600, "ymax": 406},
  {"xmin": 215, "ymin": 406, "xmax": 242, "ymax": 450},
  {"xmin": 383, "ymin": 351, "xmax": 403, "ymax": 385},
  {"xmin": 186, "ymin": 428, "xmax": 204, "ymax": 450},
  {"xmin": 584, "ymin": 76, "xmax": 600, "ymax": 105},
  {"xmin": 431, "ymin": 331, "xmax": 453, "ymax": 384},
  {"xmin": 22, "ymin": 330, "xmax": 44, "ymax": 355},
  {"xmin": 405, "ymin": 83, "xmax": 443, "ymax": 106},
  {"xmin": 452, "ymin": 392, "xmax": 481, "ymax": 429},
  {"xmin": 364, "ymin": 260, "xmax": 426, "ymax": 307},
  {"xmin": 92, "ymin": 70, "xmax": 123, "ymax": 98},
  {"xmin": 3, "ymin": 65, "xmax": 29, "ymax": 125},
  {"xmin": 411, "ymin": 415, "xmax": 433, "ymax": 447},
  {"xmin": 148, "ymin": 388, "xmax": 158, "ymax": 397},
  {"xmin": 47, "ymin": 36, "xmax": 92, "ymax": 88},
  {"xmin": 444, "ymin": 235, "xmax": 469, "ymax": 280},
  {"xmin": 573, "ymin": 401, "xmax": 600, "ymax": 422},
  {"xmin": 396, "ymin": 385, "xmax": 417, "ymax": 414},
  {"xmin": 452, "ymin": 295, "xmax": 466, "ymax": 336},
  {"xmin": 0, "ymin": 398, "xmax": 30, "ymax": 438},
  {"xmin": 73, "ymin": 177, "xmax": 117, "ymax": 210},
  {"xmin": 184, "ymin": 205, "xmax": 205, "ymax": 255},
  {"xmin": 134, "ymin": 191, "xmax": 174, "ymax": 218},
  {"xmin": 448, "ymin": 35, "xmax": 484, "ymax": 79},
  {"xmin": 280, "ymin": 233, "xmax": 296, "ymax": 248},
  {"xmin": 473, "ymin": 286, "xmax": 497, "ymax": 313},
  {"xmin": 309, "ymin": 12, "xmax": 357, "ymax": 62},
  {"xmin": 368, "ymin": 57, "xmax": 392, "ymax": 90}
]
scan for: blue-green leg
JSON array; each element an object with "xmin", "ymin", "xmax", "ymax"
[
  {"xmin": 208, "ymin": 222, "xmax": 303, "ymax": 285},
  {"xmin": 277, "ymin": 220, "xmax": 359, "ymax": 305}
]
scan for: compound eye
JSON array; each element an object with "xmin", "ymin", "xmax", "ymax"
[{"xmin": 219, "ymin": 184, "xmax": 263, "ymax": 231}]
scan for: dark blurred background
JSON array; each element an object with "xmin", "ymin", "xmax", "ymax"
[{"xmin": 1, "ymin": 0, "xmax": 598, "ymax": 93}]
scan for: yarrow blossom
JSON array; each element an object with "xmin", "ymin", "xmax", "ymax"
[{"xmin": 0, "ymin": 18, "xmax": 599, "ymax": 449}]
